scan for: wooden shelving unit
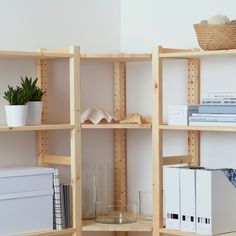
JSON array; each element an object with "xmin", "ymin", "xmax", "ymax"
[
  {"xmin": 1, "ymin": 47, "xmax": 80, "ymax": 236},
  {"xmin": 80, "ymin": 52, "xmax": 152, "ymax": 236},
  {"xmin": 0, "ymin": 124, "xmax": 74, "ymax": 131},
  {"xmin": 17, "ymin": 228, "xmax": 77, "ymax": 236},
  {"xmin": 82, "ymin": 220, "xmax": 152, "ymax": 232},
  {"xmin": 81, "ymin": 123, "xmax": 152, "ymax": 129},
  {"xmin": 159, "ymin": 124, "xmax": 236, "ymax": 132},
  {"xmin": 7, "ymin": 45, "xmax": 236, "ymax": 236},
  {"xmin": 153, "ymin": 46, "xmax": 236, "ymax": 236},
  {"xmin": 80, "ymin": 53, "xmax": 152, "ymax": 62}
]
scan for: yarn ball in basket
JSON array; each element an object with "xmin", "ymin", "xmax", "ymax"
[{"xmin": 207, "ymin": 15, "xmax": 230, "ymax": 24}]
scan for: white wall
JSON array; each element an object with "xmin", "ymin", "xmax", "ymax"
[
  {"xmin": 0, "ymin": 0, "xmax": 120, "ymax": 52},
  {"xmin": 121, "ymin": 0, "xmax": 236, "ymax": 52}
]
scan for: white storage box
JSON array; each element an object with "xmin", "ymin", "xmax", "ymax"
[
  {"xmin": 168, "ymin": 105, "xmax": 199, "ymax": 125},
  {"xmin": 180, "ymin": 168, "xmax": 196, "ymax": 232},
  {"xmin": 196, "ymin": 169, "xmax": 236, "ymax": 235},
  {"xmin": 164, "ymin": 166, "xmax": 181, "ymax": 230},
  {"xmin": 0, "ymin": 167, "xmax": 54, "ymax": 236}
]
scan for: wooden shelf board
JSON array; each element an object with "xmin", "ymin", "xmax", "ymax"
[
  {"xmin": 81, "ymin": 123, "xmax": 152, "ymax": 129},
  {"xmin": 0, "ymin": 124, "xmax": 74, "ymax": 131},
  {"xmin": 0, "ymin": 51, "xmax": 72, "ymax": 59},
  {"xmin": 159, "ymin": 124, "xmax": 236, "ymax": 132},
  {"xmin": 82, "ymin": 220, "xmax": 152, "ymax": 232},
  {"xmin": 160, "ymin": 228, "xmax": 202, "ymax": 236},
  {"xmin": 43, "ymin": 155, "xmax": 71, "ymax": 165},
  {"xmin": 159, "ymin": 49, "xmax": 236, "ymax": 58},
  {"xmin": 16, "ymin": 228, "xmax": 76, "ymax": 236},
  {"xmin": 81, "ymin": 53, "xmax": 152, "ymax": 62},
  {"xmin": 159, "ymin": 228, "xmax": 236, "ymax": 236}
]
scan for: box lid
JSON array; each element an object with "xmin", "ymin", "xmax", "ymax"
[
  {"xmin": 0, "ymin": 167, "xmax": 54, "ymax": 178},
  {"xmin": 168, "ymin": 105, "xmax": 199, "ymax": 111},
  {"xmin": 0, "ymin": 189, "xmax": 54, "ymax": 200}
]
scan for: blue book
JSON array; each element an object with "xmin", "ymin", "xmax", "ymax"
[{"xmin": 199, "ymin": 105, "xmax": 236, "ymax": 114}]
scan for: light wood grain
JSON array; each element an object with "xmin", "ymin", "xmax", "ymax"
[
  {"xmin": 159, "ymin": 48, "xmax": 236, "ymax": 58},
  {"xmin": 43, "ymin": 155, "xmax": 71, "ymax": 165},
  {"xmin": 16, "ymin": 228, "xmax": 76, "ymax": 236},
  {"xmin": 70, "ymin": 46, "xmax": 81, "ymax": 236},
  {"xmin": 159, "ymin": 124, "xmax": 236, "ymax": 132},
  {"xmin": 152, "ymin": 46, "xmax": 163, "ymax": 236},
  {"xmin": 82, "ymin": 220, "xmax": 152, "ymax": 232},
  {"xmin": 159, "ymin": 228, "xmax": 202, "ymax": 236},
  {"xmin": 0, "ymin": 50, "xmax": 71, "ymax": 59},
  {"xmin": 163, "ymin": 155, "xmax": 189, "ymax": 165},
  {"xmin": 81, "ymin": 123, "xmax": 151, "ymax": 129},
  {"xmin": 0, "ymin": 124, "xmax": 74, "ymax": 131},
  {"xmin": 160, "ymin": 228, "xmax": 236, "ymax": 236},
  {"xmin": 36, "ymin": 59, "xmax": 48, "ymax": 167},
  {"xmin": 188, "ymin": 59, "xmax": 200, "ymax": 165},
  {"xmin": 113, "ymin": 62, "xmax": 127, "ymax": 236},
  {"xmin": 81, "ymin": 53, "xmax": 151, "ymax": 62}
]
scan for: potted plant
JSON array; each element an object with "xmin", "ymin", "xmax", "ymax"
[
  {"xmin": 20, "ymin": 76, "xmax": 46, "ymax": 125},
  {"xmin": 4, "ymin": 85, "xmax": 28, "ymax": 127}
]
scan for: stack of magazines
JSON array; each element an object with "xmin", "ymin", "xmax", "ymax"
[{"xmin": 189, "ymin": 92, "xmax": 236, "ymax": 126}]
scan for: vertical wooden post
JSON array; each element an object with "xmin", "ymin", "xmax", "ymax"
[
  {"xmin": 188, "ymin": 59, "xmax": 200, "ymax": 166},
  {"xmin": 70, "ymin": 46, "xmax": 81, "ymax": 236},
  {"xmin": 152, "ymin": 46, "xmax": 163, "ymax": 236},
  {"xmin": 114, "ymin": 62, "xmax": 127, "ymax": 236},
  {"xmin": 36, "ymin": 59, "xmax": 48, "ymax": 167}
]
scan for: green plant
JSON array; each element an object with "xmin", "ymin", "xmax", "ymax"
[
  {"xmin": 3, "ymin": 86, "xmax": 28, "ymax": 105},
  {"xmin": 20, "ymin": 76, "xmax": 46, "ymax": 101}
]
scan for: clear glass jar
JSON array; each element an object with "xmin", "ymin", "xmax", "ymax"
[{"xmin": 139, "ymin": 190, "xmax": 152, "ymax": 221}]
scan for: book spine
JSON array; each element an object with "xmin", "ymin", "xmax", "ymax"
[
  {"xmin": 202, "ymin": 100, "xmax": 236, "ymax": 105},
  {"xmin": 53, "ymin": 169, "xmax": 63, "ymax": 230},
  {"xmin": 63, "ymin": 184, "xmax": 72, "ymax": 228},
  {"xmin": 192, "ymin": 113, "xmax": 236, "ymax": 117},
  {"xmin": 189, "ymin": 116, "xmax": 236, "ymax": 122},
  {"xmin": 199, "ymin": 105, "xmax": 236, "ymax": 114},
  {"xmin": 189, "ymin": 121, "xmax": 236, "ymax": 126},
  {"xmin": 206, "ymin": 92, "xmax": 236, "ymax": 99}
]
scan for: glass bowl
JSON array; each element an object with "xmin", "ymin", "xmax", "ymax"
[{"xmin": 95, "ymin": 201, "xmax": 137, "ymax": 224}]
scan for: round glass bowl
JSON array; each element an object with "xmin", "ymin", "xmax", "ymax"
[{"xmin": 95, "ymin": 201, "xmax": 137, "ymax": 224}]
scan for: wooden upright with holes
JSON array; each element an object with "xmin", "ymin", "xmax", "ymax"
[
  {"xmin": 113, "ymin": 62, "xmax": 127, "ymax": 236},
  {"xmin": 37, "ymin": 59, "xmax": 48, "ymax": 167},
  {"xmin": 35, "ymin": 47, "xmax": 80, "ymax": 236},
  {"xmin": 188, "ymin": 59, "xmax": 200, "ymax": 165}
]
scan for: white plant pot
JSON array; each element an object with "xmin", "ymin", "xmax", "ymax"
[
  {"xmin": 5, "ymin": 105, "xmax": 28, "ymax": 127},
  {"xmin": 27, "ymin": 101, "xmax": 43, "ymax": 125}
]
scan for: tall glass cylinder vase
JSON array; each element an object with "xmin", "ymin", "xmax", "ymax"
[{"xmin": 82, "ymin": 165, "xmax": 99, "ymax": 220}]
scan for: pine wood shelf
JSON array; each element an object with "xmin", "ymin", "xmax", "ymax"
[
  {"xmin": 80, "ymin": 53, "xmax": 152, "ymax": 62},
  {"xmin": 159, "ymin": 124, "xmax": 236, "ymax": 132},
  {"xmin": 159, "ymin": 48, "xmax": 236, "ymax": 58},
  {"xmin": 0, "ymin": 50, "xmax": 72, "ymax": 59},
  {"xmin": 0, "ymin": 124, "xmax": 74, "ymax": 132},
  {"xmin": 81, "ymin": 123, "xmax": 152, "ymax": 129},
  {"xmin": 1, "ymin": 46, "xmax": 80, "ymax": 236},
  {"xmin": 16, "ymin": 228, "xmax": 76, "ymax": 236},
  {"xmin": 82, "ymin": 220, "xmax": 152, "ymax": 232},
  {"xmin": 159, "ymin": 228, "xmax": 236, "ymax": 236}
]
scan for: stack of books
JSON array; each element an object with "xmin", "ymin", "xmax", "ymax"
[{"xmin": 189, "ymin": 92, "xmax": 236, "ymax": 126}]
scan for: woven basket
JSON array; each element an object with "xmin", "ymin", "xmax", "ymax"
[{"xmin": 194, "ymin": 24, "xmax": 236, "ymax": 50}]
